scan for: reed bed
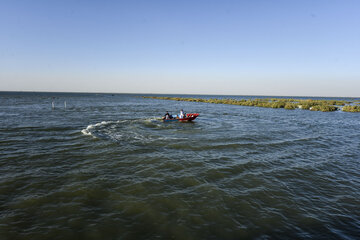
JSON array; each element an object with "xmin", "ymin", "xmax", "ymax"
[
  {"xmin": 342, "ymin": 105, "xmax": 360, "ymax": 112},
  {"xmin": 143, "ymin": 96, "xmax": 359, "ymax": 112}
]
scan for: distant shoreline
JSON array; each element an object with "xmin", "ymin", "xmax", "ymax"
[
  {"xmin": 0, "ymin": 91, "xmax": 359, "ymax": 99},
  {"xmin": 144, "ymin": 96, "xmax": 360, "ymax": 113}
]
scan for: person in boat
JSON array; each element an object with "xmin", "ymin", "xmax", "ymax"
[
  {"xmin": 179, "ymin": 109, "xmax": 185, "ymax": 119},
  {"xmin": 163, "ymin": 111, "xmax": 173, "ymax": 120}
]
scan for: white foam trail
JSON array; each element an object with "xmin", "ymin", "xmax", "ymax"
[
  {"xmin": 81, "ymin": 128, "xmax": 92, "ymax": 136},
  {"xmin": 81, "ymin": 120, "xmax": 127, "ymax": 137},
  {"xmin": 81, "ymin": 121, "xmax": 109, "ymax": 137},
  {"xmin": 81, "ymin": 124, "xmax": 96, "ymax": 137},
  {"xmin": 143, "ymin": 117, "xmax": 160, "ymax": 122}
]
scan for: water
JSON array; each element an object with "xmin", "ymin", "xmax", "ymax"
[{"xmin": 1, "ymin": 92, "xmax": 359, "ymax": 239}]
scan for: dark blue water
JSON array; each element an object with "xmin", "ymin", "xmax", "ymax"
[{"xmin": 1, "ymin": 92, "xmax": 359, "ymax": 239}]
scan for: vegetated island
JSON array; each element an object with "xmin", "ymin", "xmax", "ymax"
[{"xmin": 143, "ymin": 96, "xmax": 360, "ymax": 112}]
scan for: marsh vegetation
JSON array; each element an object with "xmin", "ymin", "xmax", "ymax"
[
  {"xmin": 342, "ymin": 105, "xmax": 360, "ymax": 112},
  {"xmin": 144, "ymin": 96, "xmax": 359, "ymax": 112}
]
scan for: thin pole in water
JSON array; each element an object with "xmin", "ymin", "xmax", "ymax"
[{"xmin": 52, "ymin": 97, "xmax": 55, "ymax": 109}]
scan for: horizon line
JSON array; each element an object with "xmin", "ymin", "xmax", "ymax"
[{"xmin": 0, "ymin": 90, "xmax": 358, "ymax": 99}]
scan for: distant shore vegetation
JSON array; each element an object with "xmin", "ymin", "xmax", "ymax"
[
  {"xmin": 143, "ymin": 96, "xmax": 360, "ymax": 113},
  {"xmin": 342, "ymin": 105, "xmax": 360, "ymax": 112}
]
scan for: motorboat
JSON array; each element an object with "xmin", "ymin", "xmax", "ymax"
[{"xmin": 162, "ymin": 113, "xmax": 199, "ymax": 122}]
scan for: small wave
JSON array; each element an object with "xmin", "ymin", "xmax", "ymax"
[
  {"xmin": 0, "ymin": 112, "xmax": 20, "ymax": 117},
  {"xmin": 81, "ymin": 121, "xmax": 119, "ymax": 137},
  {"xmin": 81, "ymin": 128, "xmax": 92, "ymax": 136},
  {"xmin": 143, "ymin": 117, "xmax": 161, "ymax": 122}
]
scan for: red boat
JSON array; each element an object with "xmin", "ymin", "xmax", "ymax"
[{"xmin": 162, "ymin": 113, "xmax": 199, "ymax": 122}]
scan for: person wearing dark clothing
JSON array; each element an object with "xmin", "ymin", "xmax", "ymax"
[{"xmin": 163, "ymin": 111, "xmax": 173, "ymax": 119}]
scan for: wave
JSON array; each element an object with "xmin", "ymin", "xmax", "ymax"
[
  {"xmin": 80, "ymin": 118, "xmax": 191, "ymax": 145},
  {"xmin": 81, "ymin": 120, "xmax": 122, "ymax": 137}
]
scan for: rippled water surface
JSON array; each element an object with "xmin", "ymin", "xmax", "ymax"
[{"xmin": 1, "ymin": 92, "xmax": 360, "ymax": 239}]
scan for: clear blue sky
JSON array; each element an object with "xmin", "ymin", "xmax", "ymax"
[{"xmin": 1, "ymin": 0, "xmax": 359, "ymax": 96}]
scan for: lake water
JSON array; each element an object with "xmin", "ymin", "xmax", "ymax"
[{"xmin": 1, "ymin": 92, "xmax": 359, "ymax": 239}]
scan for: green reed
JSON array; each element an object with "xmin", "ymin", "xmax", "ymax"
[
  {"xmin": 342, "ymin": 105, "xmax": 360, "ymax": 112},
  {"xmin": 143, "ymin": 96, "xmax": 358, "ymax": 113}
]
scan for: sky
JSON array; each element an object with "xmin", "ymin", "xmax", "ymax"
[{"xmin": 0, "ymin": 0, "xmax": 359, "ymax": 97}]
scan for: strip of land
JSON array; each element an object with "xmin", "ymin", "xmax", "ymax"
[{"xmin": 143, "ymin": 96, "xmax": 360, "ymax": 112}]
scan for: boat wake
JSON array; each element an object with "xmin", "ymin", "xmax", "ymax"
[
  {"xmin": 81, "ymin": 118, "xmax": 189, "ymax": 144},
  {"xmin": 81, "ymin": 120, "xmax": 122, "ymax": 137}
]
